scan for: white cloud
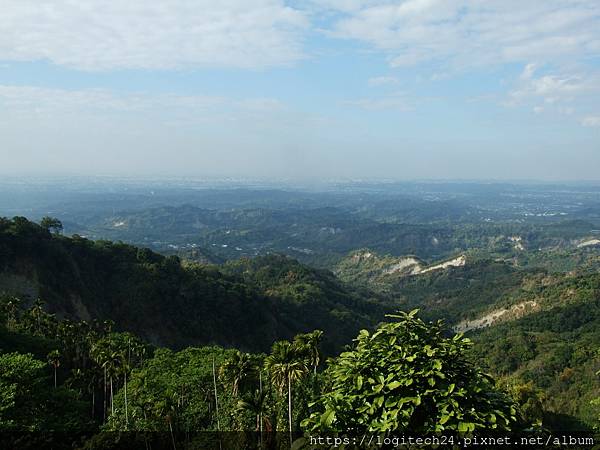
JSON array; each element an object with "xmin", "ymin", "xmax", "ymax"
[
  {"xmin": 368, "ymin": 76, "xmax": 400, "ymax": 86},
  {"xmin": 582, "ymin": 116, "xmax": 600, "ymax": 127},
  {"xmin": 507, "ymin": 64, "xmax": 596, "ymax": 107},
  {"xmin": 0, "ymin": 0, "xmax": 308, "ymax": 70},
  {"xmin": 3, "ymin": 1, "xmax": 598, "ymax": 74},
  {"xmin": 504, "ymin": 63, "xmax": 600, "ymax": 125},
  {"xmin": 324, "ymin": 0, "xmax": 600, "ymax": 68},
  {"xmin": 527, "ymin": 75, "xmax": 585, "ymax": 98},
  {"xmin": 521, "ymin": 63, "xmax": 538, "ymax": 80}
]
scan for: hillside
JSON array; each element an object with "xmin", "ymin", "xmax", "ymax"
[
  {"xmin": 469, "ymin": 273, "xmax": 600, "ymax": 428},
  {"xmin": 335, "ymin": 249, "xmax": 600, "ymax": 429},
  {"xmin": 334, "ymin": 249, "xmax": 469, "ymax": 285},
  {"xmin": 336, "ymin": 250, "xmax": 535, "ymax": 323},
  {"xmin": 0, "ymin": 217, "xmax": 390, "ymax": 354},
  {"xmin": 335, "ymin": 245, "xmax": 600, "ymax": 322},
  {"xmin": 2, "ymin": 216, "xmax": 599, "ymax": 432}
]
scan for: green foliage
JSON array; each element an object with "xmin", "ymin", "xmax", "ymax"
[
  {"xmin": 335, "ymin": 246, "xmax": 600, "ymax": 432},
  {"xmin": 220, "ymin": 350, "xmax": 261, "ymax": 397},
  {"xmin": 1, "ymin": 215, "xmax": 599, "ymax": 438},
  {"xmin": 265, "ymin": 341, "xmax": 309, "ymax": 396},
  {"xmin": 222, "ymin": 254, "xmax": 390, "ymax": 354},
  {"xmin": 504, "ymin": 380, "xmax": 545, "ymax": 428},
  {"xmin": 293, "ymin": 330, "xmax": 323, "ymax": 375},
  {"xmin": 302, "ymin": 310, "xmax": 519, "ymax": 433},
  {"xmin": 470, "ymin": 286, "xmax": 600, "ymax": 430},
  {"xmin": 593, "ymin": 351, "xmax": 600, "ymax": 431},
  {"xmin": 0, "ymin": 352, "xmax": 90, "ymax": 432},
  {"xmin": 105, "ymin": 346, "xmax": 236, "ymax": 432},
  {"xmin": 337, "ymin": 253, "xmax": 540, "ymax": 324},
  {"xmin": 39, "ymin": 216, "xmax": 63, "ymax": 234},
  {"xmin": 0, "ymin": 217, "xmax": 388, "ymax": 353}
]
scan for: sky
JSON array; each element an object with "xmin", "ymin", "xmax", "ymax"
[{"xmin": 1, "ymin": 0, "xmax": 600, "ymax": 181}]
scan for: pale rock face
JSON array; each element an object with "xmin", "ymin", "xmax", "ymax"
[
  {"xmin": 509, "ymin": 236, "xmax": 525, "ymax": 251},
  {"xmin": 347, "ymin": 251, "xmax": 467, "ymax": 280},
  {"xmin": 382, "ymin": 257, "xmax": 422, "ymax": 275},
  {"xmin": 418, "ymin": 255, "xmax": 466, "ymax": 274},
  {"xmin": 577, "ymin": 238, "xmax": 600, "ymax": 248},
  {"xmin": 380, "ymin": 254, "xmax": 466, "ymax": 277},
  {"xmin": 454, "ymin": 300, "xmax": 539, "ymax": 333}
]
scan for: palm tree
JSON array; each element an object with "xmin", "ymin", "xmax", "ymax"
[
  {"xmin": 237, "ymin": 389, "xmax": 271, "ymax": 447},
  {"xmin": 121, "ymin": 351, "xmax": 131, "ymax": 429},
  {"xmin": 91, "ymin": 338, "xmax": 123, "ymax": 419},
  {"xmin": 1, "ymin": 296, "xmax": 20, "ymax": 330},
  {"xmin": 220, "ymin": 350, "xmax": 256, "ymax": 396},
  {"xmin": 85, "ymin": 368, "xmax": 100, "ymax": 419},
  {"xmin": 91, "ymin": 343, "xmax": 109, "ymax": 420},
  {"xmin": 265, "ymin": 341, "xmax": 308, "ymax": 445},
  {"xmin": 105, "ymin": 350, "xmax": 122, "ymax": 416},
  {"xmin": 66, "ymin": 367, "xmax": 98, "ymax": 418},
  {"xmin": 212, "ymin": 356, "xmax": 221, "ymax": 432},
  {"xmin": 294, "ymin": 330, "xmax": 323, "ymax": 375},
  {"xmin": 30, "ymin": 298, "xmax": 45, "ymax": 335},
  {"xmin": 47, "ymin": 349, "xmax": 61, "ymax": 388},
  {"xmin": 155, "ymin": 394, "xmax": 178, "ymax": 450}
]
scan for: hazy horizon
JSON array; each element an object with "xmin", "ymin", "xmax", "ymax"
[
  {"xmin": 2, "ymin": 1, "xmax": 600, "ymax": 180},
  {"xmin": 4, "ymin": 173, "xmax": 600, "ymax": 187}
]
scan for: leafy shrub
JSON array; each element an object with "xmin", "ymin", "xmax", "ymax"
[{"xmin": 303, "ymin": 310, "xmax": 519, "ymax": 433}]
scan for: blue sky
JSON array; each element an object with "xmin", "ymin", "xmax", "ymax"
[{"xmin": 1, "ymin": 0, "xmax": 599, "ymax": 180}]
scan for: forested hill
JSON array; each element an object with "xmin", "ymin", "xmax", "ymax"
[{"xmin": 0, "ymin": 217, "xmax": 389, "ymax": 353}]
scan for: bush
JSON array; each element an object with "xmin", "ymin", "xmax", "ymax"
[{"xmin": 302, "ymin": 310, "xmax": 520, "ymax": 433}]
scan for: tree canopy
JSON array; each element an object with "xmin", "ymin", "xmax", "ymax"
[
  {"xmin": 302, "ymin": 310, "xmax": 520, "ymax": 433},
  {"xmin": 39, "ymin": 216, "xmax": 63, "ymax": 234}
]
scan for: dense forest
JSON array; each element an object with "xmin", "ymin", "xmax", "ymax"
[
  {"xmin": 1, "ymin": 217, "xmax": 599, "ymax": 449},
  {"xmin": 0, "ymin": 217, "xmax": 390, "ymax": 354},
  {"xmin": 1, "ymin": 297, "xmax": 524, "ymax": 449}
]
